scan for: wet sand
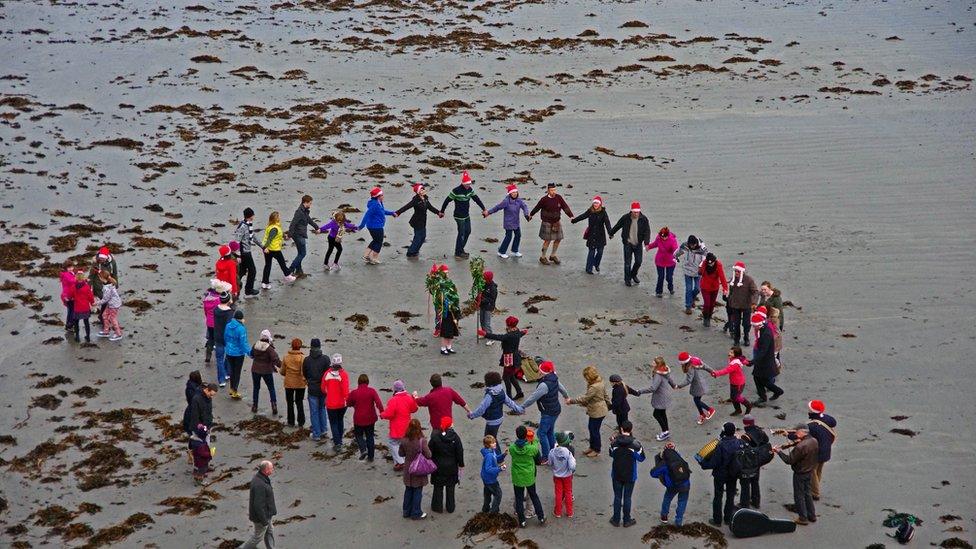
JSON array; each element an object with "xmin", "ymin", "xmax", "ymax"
[{"xmin": 1, "ymin": 0, "xmax": 974, "ymax": 547}]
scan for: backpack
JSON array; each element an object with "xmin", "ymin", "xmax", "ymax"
[
  {"xmin": 733, "ymin": 445, "xmax": 762, "ymax": 479},
  {"xmin": 518, "ymin": 355, "xmax": 542, "ymax": 382},
  {"xmin": 665, "ymin": 450, "xmax": 691, "ymax": 484}
]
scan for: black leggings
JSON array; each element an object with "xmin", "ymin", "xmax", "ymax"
[
  {"xmin": 653, "ymin": 408, "xmax": 669, "ymax": 432},
  {"xmin": 262, "ymin": 250, "xmax": 290, "ymax": 283},
  {"xmin": 226, "ymin": 355, "xmax": 246, "ymax": 391},
  {"xmin": 503, "ymin": 372, "xmax": 522, "ymax": 399},
  {"xmin": 74, "ymin": 317, "xmax": 91, "ymax": 340},
  {"xmin": 325, "ymin": 236, "xmax": 343, "ymax": 264}
]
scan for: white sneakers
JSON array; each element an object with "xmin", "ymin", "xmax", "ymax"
[
  {"xmin": 497, "ymin": 252, "xmax": 509, "ymax": 259},
  {"xmin": 512, "ymin": 251, "xmax": 523, "ymax": 257},
  {"xmin": 109, "ymin": 334, "xmax": 123, "ymax": 341},
  {"xmin": 284, "ymin": 275, "xmax": 297, "ymax": 282},
  {"xmin": 655, "ymin": 431, "xmax": 671, "ymax": 441},
  {"xmin": 261, "ymin": 283, "xmax": 272, "ymax": 289},
  {"xmin": 486, "ymin": 340, "xmax": 494, "ymax": 346}
]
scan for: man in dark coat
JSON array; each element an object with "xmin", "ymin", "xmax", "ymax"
[
  {"xmin": 242, "ymin": 460, "xmax": 277, "ymax": 549},
  {"xmin": 428, "ymin": 417, "xmax": 465, "ymax": 513},
  {"xmin": 608, "ymin": 203, "xmax": 651, "ymax": 287},
  {"xmin": 739, "ymin": 414, "xmax": 772, "ymax": 509},
  {"xmin": 804, "ymin": 400, "xmax": 837, "ymax": 500},
  {"xmin": 286, "ymin": 195, "xmax": 320, "ymax": 276},
  {"xmin": 302, "ymin": 338, "xmax": 330, "ymax": 442},
  {"xmin": 751, "ymin": 314, "xmax": 784, "ymax": 403},
  {"xmin": 700, "ymin": 422, "xmax": 743, "ymax": 526},
  {"xmin": 186, "ymin": 383, "xmax": 216, "ymax": 433}
]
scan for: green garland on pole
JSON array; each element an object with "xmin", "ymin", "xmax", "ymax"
[
  {"xmin": 426, "ymin": 264, "xmax": 461, "ymax": 322},
  {"xmin": 469, "ymin": 256, "xmax": 486, "ymax": 304}
]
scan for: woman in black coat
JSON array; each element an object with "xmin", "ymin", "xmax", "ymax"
[
  {"xmin": 428, "ymin": 419, "xmax": 465, "ymax": 513},
  {"xmin": 182, "ymin": 370, "xmax": 203, "ymax": 434},
  {"xmin": 571, "ymin": 197, "xmax": 612, "ymax": 274}
]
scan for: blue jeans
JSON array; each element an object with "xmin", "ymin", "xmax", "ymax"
[
  {"xmin": 289, "ymin": 236, "xmax": 307, "ymax": 273},
  {"xmin": 585, "ymin": 246, "xmax": 605, "ymax": 273},
  {"xmin": 537, "ymin": 413, "xmax": 558, "ymax": 457},
  {"xmin": 214, "ymin": 344, "xmax": 227, "ymax": 383},
  {"xmin": 407, "ymin": 227, "xmax": 426, "ymax": 256},
  {"xmin": 327, "ymin": 407, "xmax": 346, "ymax": 448},
  {"xmin": 251, "ymin": 372, "xmax": 277, "ymax": 406},
  {"xmin": 587, "ymin": 416, "xmax": 604, "ymax": 452},
  {"xmin": 455, "ymin": 218, "xmax": 471, "ymax": 255},
  {"xmin": 655, "ymin": 265, "xmax": 675, "ymax": 295},
  {"xmin": 693, "ymin": 395, "xmax": 710, "ymax": 415},
  {"xmin": 611, "ymin": 479, "xmax": 635, "ymax": 523},
  {"xmin": 684, "ymin": 275, "xmax": 701, "ymax": 308},
  {"xmin": 308, "ymin": 395, "xmax": 326, "ymax": 440},
  {"xmin": 403, "ymin": 486, "xmax": 424, "ymax": 518},
  {"xmin": 499, "ymin": 228, "xmax": 521, "ymax": 254},
  {"xmin": 662, "ymin": 488, "xmax": 689, "ymax": 525}
]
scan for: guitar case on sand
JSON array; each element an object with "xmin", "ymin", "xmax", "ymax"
[{"xmin": 730, "ymin": 508, "xmax": 797, "ymax": 538}]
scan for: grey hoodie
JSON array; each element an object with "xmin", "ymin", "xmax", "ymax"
[
  {"xmin": 548, "ymin": 445, "xmax": 576, "ymax": 478},
  {"xmin": 674, "ymin": 241, "xmax": 710, "ymax": 278}
]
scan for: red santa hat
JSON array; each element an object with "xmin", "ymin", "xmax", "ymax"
[
  {"xmin": 539, "ymin": 361, "xmax": 554, "ymax": 374},
  {"xmin": 506, "ymin": 184, "xmax": 518, "ymax": 194},
  {"xmin": 754, "ymin": 306, "xmax": 767, "ymax": 320},
  {"xmin": 461, "ymin": 171, "xmax": 472, "ymax": 185},
  {"xmin": 808, "ymin": 400, "xmax": 825, "ymax": 414},
  {"xmin": 218, "ymin": 245, "xmax": 231, "ymax": 257},
  {"xmin": 592, "ymin": 195, "xmax": 603, "ymax": 206},
  {"xmin": 732, "ymin": 261, "xmax": 746, "ymax": 272},
  {"xmin": 750, "ymin": 312, "xmax": 766, "ymax": 326},
  {"xmin": 483, "ymin": 271, "xmax": 493, "ymax": 282},
  {"xmin": 370, "ymin": 186, "xmax": 383, "ymax": 198},
  {"xmin": 677, "ymin": 351, "xmax": 691, "ymax": 364},
  {"xmin": 630, "ymin": 201, "xmax": 641, "ymax": 212},
  {"xmin": 97, "ymin": 246, "xmax": 111, "ymax": 259},
  {"xmin": 412, "ymin": 183, "xmax": 424, "ymax": 194},
  {"xmin": 438, "ymin": 264, "xmax": 449, "ymax": 273},
  {"xmin": 505, "ymin": 315, "xmax": 519, "ymax": 327}
]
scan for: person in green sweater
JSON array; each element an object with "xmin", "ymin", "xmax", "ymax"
[
  {"xmin": 508, "ymin": 425, "xmax": 546, "ymax": 527},
  {"xmin": 759, "ymin": 281, "xmax": 785, "ymax": 330}
]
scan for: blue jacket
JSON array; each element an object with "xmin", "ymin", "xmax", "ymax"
[
  {"xmin": 700, "ymin": 435, "xmax": 742, "ymax": 481},
  {"xmin": 650, "ymin": 450, "xmax": 691, "ymax": 491},
  {"xmin": 468, "ymin": 384, "xmax": 523, "ymax": 426},
  {"xmin": 223, "ymin": 319, "xmax": 251, "ymax": 358},
  {"xmin": 357, "ymin": 198, "xmax": 394, "ymax": 230},
  {"xmin": 480, "ymin": 447, "xmax": 506, "ymax": 484},
  {"xmin": 488, "ymin": 195, "xmax": 529, "ymax": 230}
]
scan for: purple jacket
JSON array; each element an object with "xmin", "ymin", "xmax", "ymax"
[
  {"xmin": 647, "ymin": 233, "xmax": 679, "ymax": 267},
  {"xmin": 319, "ymin": 219, "xmax": 358, "ymax": 239},
  {"xmin": 487, "ymin": 195, "xmax": 529, "ymax": 230}
]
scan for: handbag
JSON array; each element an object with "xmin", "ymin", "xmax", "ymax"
[
  {"xmin": 408, "ymin": 449, "xmax": 438, "ymax": 475},
  {"xmin": 583, "ymin": 227, "xmax": 590, "ymax": 240}
]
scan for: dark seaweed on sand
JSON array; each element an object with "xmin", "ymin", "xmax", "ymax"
[
  {"xmin": 459, "ymin": 512, "xmax": 519, "ymax": 537},
  {"xmin": 641, "ymin": 522, "xmax": 728, "ymax": 548}
]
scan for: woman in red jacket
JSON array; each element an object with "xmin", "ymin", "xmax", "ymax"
[
  {"xmin": 215, "ymin": 244, "xmax": 239, "ymax": 296},
  {"xmin": 698, "ymin": 253, "xmax": 729, "ymax": 328},
  {"xmin": 71, "ymin": 270, "xmax": 96, "ymax": 343},
  {"xmin": 322, "ymin": 354, "xmax": 350, "ymax": 453},
  {"xmin": 347, "ymin": 374, "xmax": 384, "ymax": 461},
  {"xmin": 381, "ymin": 380, "xmax": 418, "ymax": 471}
]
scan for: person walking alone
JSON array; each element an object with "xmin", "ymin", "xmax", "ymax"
[
  {"xmin": 439, "ymin": 171, "xmax": 487, "ymax": 259},
  {"xmin": 608, "ymin": 203, "xmax": 651, "ymax": 286},
  {"xmin": 242, "ymin": 460, "xmax": 277, "ymax": 549}
]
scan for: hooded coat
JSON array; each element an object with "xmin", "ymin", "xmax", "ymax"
[
  {"xmin": 301, "ymin": 347, "xmax": 330, "ymax": 398},
  {"xmin": 648, "ymin": 232, "xmax": 679, "ymax": 267},
  {"xmin": 675, "ymin": 241, "xmax": 710, "ymax": 277},
  {"xmin": 429, "ymin": 428, "xmax": 465, "ymax": 485},
  {"xmin": 609, "ymin": 433, "xmax": 645, "ymax": 483},
  {"xmin": 508, "ymin": 438, "xmax": 541, "ymax": 487},
  {"xmin": 223, "ymin": 318, "xmax": 250, "ymax": 357},
  {"xmin": 381, "ymin": 391, "xmax": 418, "ymax": 439},
  {"xmin": 640, "ymin": 368, "xmax": 678, "ymax": 410},
  {"xmin": 250, "ymin": 340, "xmax": 280, "ymax": 375},
  {"xmin": 322, "ymin": 367, "xmax": 350, "ymax": 410}
]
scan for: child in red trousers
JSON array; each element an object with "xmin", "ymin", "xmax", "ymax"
[{"xmin": 548, "ymin": 431, "xmax": 577, "ymax": 517}]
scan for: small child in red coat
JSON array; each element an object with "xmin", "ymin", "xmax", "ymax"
[
  {"xmin": 215, "ymin": 245, "xmax": 239, "ymax": 296},
  {"xmin": 71, "ymin": 269, "xmax": 96, "ymax": 343}
]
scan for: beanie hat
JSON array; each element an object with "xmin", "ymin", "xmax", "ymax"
[
  {"xmin": 506, "ymin": 184, "xmax": 518, "ymax": 194},
  {"xmin": 808, "ymin": 400, "xmax": 825, "ymax": 414},
  {"xmin": 194, "ymin": 423, "xmax": 209, "ymax": 439},
  {"xmin": 608, "ymin": 374, "xmax": 622, "ymax": 383},
  {"xmin": 555, "ymin": 431, "xmax": 569, "ymax": 445},
  {"xmin": 310, "ymin": 338, "xmax": 321, "ymax": 348},
  {"xmin": 483, "ymin": 271, "xmax": 493, "ymax": 282},
  {"xmin": 722, "ymin": 422, "xmax": 736, "ymax": 437},
  {"xmin": 234, "ymin": 310, "xmax": 244, "ymax": 320},
  {"xmin": 546, "ymin": 182, "xmax": 556, "ymax": 189},
  {"xmin": 630, "ymin": 201, "xmax": 641, "ymax": 212},
  {"xmin": 539, "ymin": 361, "xmax": 554, "ymax": 374},
  {"xmin": 505, "ymin": 315, "xmax": 519, "ymax": 328},
  {"xmin": 592, "ymin": 195, "xmax": 603, "ymax": 206},
  {"xmin": 412, "ymin": 183, "xmax": 424, "ymax": 194},
  {"xmin": 461, "ymin": 171, "xmax": 472, "ymax": 185},
  {"xmin": 331, "ymin": 353, "xmax": 342, "ymax": 367},
  {"xmin": 743, "ymin": 414, "xmax": 756, "ymax": 426},
  {"xmin": 370, "ymin": 187, "xmax": 383, "ymax": 198},
  {"xmin": 677, "ymin": 351, "xmax": 691, "ymax": 364},
  {"xmin": 440, "ymin": 416, "xmax": 453, "ymax": 431},
  {"xmin": 393, "ymin": 379, "xmax": 405, "ymax": 392},
  {"xmin": 688, "ymin": 235, "xmax": 699, "ymax": 247},
  {"xmin": 219, "ymin": 291, "xmax": 231, "ymax": 304},
  {"xmin": 750, "ymin": 313, "xmax": 766, "ymax": 326},
  {"xmin": 515, "ymin": 425, "xmax": 528, "ymax": 440},
  {"xmin": 219, "ymin": 245, "xmax": 231, "ymax": 257},
  {"xmin": 228, "ymin": 241, "xmax": 240, "ymax": 252},
  {"xmin": 243, "ymin": 207, "xmax": 255, "ymax": 218},
  {"xmin": 260, "ymin": 329, "xmax": 272, "ymax": 341}
]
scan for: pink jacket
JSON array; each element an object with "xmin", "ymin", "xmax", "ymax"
[
  {"xmin": 60, "ymin": 270, "xmax": 76, "ymax": 304},
  {"xmin": 647, "ymin": 232, "xmax": 678, "ymax": 267},
  {"xmin": 202, "ymin": 291, "xmax": 220, "ymax": 328},
  {"xmin": 712, "ymin": 358, "xmax": 747, "ymax": 386}
]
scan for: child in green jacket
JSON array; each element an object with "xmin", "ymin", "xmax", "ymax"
[{"xmin": 508, "ymin": 425, "xmax": 546, "ymax": 527}]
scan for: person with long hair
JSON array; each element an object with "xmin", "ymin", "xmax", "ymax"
[
  {"xmin": 566, "ymin": 365, "xmax": 610, "ymax": 457},
  {"xmin": 279, "ymin": 338, "xmax": 306, "ymax": 427},
  {"xmin": 396, "ymin": 183, "xmax": 440, "ymax": 258},
  {"xmin": 647, "ymin": 226, "xmax": 679, "ymax": 297},
  {"xmin": 638, "ymin": 357, "xmax": 680, "ymax": 441},
  {"xmin": 698, "ymin": 253, "xmax": 729, "ymax": 327},
  {"xmin": 571, "ymin": 196, "xmax": 612, "ymax": 274},
  {"xmin": 359, "ymin": 187, "xmax": 396, "ymax": 264},
  {"xmin": 398, "ymin": 418, "xmax": 433, "ymax": 520},
  {"xmin": 486, "ymin": 184, "xmax": 529, "ymax": 258},
  {"xmin": 675, "ymin": 352, "xmax": 715, "ymax": 425},
  {"xmin": 260, "ymin": 211, "xmax": 296, "ymax": 288},
  {"xmin": 319, "ymin": 210, "xmax": 358, "ymax": 271}
]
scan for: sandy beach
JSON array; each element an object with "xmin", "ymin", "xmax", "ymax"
[{"xmin": 1, "ymin": 0, "xmax": 974, "ymax": 547}]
